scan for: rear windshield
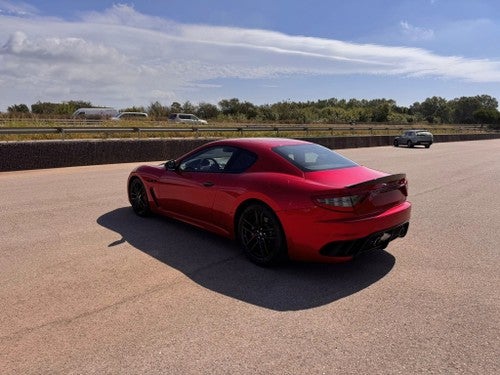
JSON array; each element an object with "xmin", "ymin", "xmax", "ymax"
[{"xmin": 273, "ymin": 144, "xmax": 358, "ymax": 171}]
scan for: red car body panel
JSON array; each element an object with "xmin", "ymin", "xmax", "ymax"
[{"xmin": 128, "ymin": 138, "xmax": 411, "ymax": 263}]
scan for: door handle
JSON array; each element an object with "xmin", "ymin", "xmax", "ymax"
[{"xmin": 203, "ymin": 181, "xmax": 214, "ymax": 187}]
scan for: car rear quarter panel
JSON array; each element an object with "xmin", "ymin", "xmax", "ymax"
[
  {"xmin": 211, "ymin": 167, "xmax": 390, "ymax": 240},
  {"xmin": 211, "ymin": 172, "xmax": 315, "ymax": 239}
]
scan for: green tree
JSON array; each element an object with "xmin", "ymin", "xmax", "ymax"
[
  {"xmin": 147, "ymin": 101, "xmax": 168, "ymax": 119},
  {"xmin": 30, "ymin": 100, "xmax": 93, "ymax": 116},
  {"xmin": 473, "ymin": 108, "xmax": 500, "ymax": 124},
  {"xmin": 475, "ymin": 94, "xmax": 498, "ymax": 110},
  {"xmin": 219, "ymin": 98, "xmax": 241, "ymax": 116},
  {"xmin": 450, "ymin": 96, "xmax": 483, "ymax": 124},
  {"xmin": 170, "ymin": 102, "xmax": 182, "ymax": 113},
  {"xmin": 121, "ymin": 106, "xmax": 146, "ymax": 113},
  {"xmin": 31, "ymin": 101, "xmax": 58, "ymax": 115},
  {"xmin": 257, "ymin": 104, "xmax": 277, "ymax": 122},
  {"xmin": 348, "ymin": 107, "xmax": 372, "ymax": 123},
  {"xmin": 7, "ymin": 104, "xmax": 30, "ymax": 113},
  {"xmin": 371, "ymin": 102, "xmax": 391, "ymax": 122},
  {"xmin": 182, "ymin": 101, "xmax": 196, "ymax": 114},
  {"xmin": 239, "ymin": 101, "xmax": 258, "ymax": 119},
  {"xmin": 196, "ymin": 102, "xmax": 219, "ymax": 119},
  {"xmin": 320, "ymin": 106, "xmax": 348, "ymax": 123},
  {"xmin": 414, "ymin": 96, "xmax": 451, "ymax": 123}
]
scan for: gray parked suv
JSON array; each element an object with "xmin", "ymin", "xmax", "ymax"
[{"xmin": 394, "ymin": 130, "xmax": 433, "ymax": 148}]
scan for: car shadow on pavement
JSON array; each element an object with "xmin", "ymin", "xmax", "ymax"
[{"xmin": 97, "ymin": 207, "xmax": 395, "ymax": 311}]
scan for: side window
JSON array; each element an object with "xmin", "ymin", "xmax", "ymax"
[
  {"xmin": 224, "ymin": 149, "xmax": 257, "ymax": 173},
  {"xmin": 273, "ymin": 144, "xmax": 356, "ymax": 171},
  {"xmin": 179, "ymin": 147, "xmax": 235, "ymax": 173}
]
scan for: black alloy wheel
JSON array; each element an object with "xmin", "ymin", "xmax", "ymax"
[
  {"xmin": 129, "ymin": 178, "xmax": 151, "ymax": 217},
  {"xmin": 237, "ymin": 203, "xmax": 287, "ymax": 266}
]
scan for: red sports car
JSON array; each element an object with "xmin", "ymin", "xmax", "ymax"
[{"xmin": 128, "ymin": 138, "xmax": 411, "ymax": 265}]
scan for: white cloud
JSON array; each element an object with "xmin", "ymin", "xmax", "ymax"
[
  {"xmin": 0, "ymin": 0, "xmax": 38, "ymax": 16},
  {"xmin": 0, "ymin": 4, "xmax": 499, "ymax": 110},
  {"xmin": 2, "ymin": 31, "xmax": 124, "ymax": 63},
  {"xmin": 400, "ymin": 21, "xmax": 435, "ymax": 41}
]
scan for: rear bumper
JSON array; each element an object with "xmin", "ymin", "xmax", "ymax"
[
  {"xmin": 319, "ymin": 222, "xmax": 409, "ymax": 257},
  {"xmin": 416, "ymin": 140, "xmax": 433, "ymax": 145},
  {"xmin": 278, "ymin": 201, "xmax": 411, "ymax": 262}
]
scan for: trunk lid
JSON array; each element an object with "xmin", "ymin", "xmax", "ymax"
[
  {"xmin": 346, "ymin": 173, "xmax": 408, "ymax": 214},
  {"xmin": 307, "ymin": 166, "xmax": 408, "ymax": 214}
]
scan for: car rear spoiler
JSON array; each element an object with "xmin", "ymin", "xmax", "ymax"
[{"xmin": 346, "ymin": 173, "xmax": 406, "ymax": 189}]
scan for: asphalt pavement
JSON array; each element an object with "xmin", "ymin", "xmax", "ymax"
[{"xmin": 0, "ymin": 139, "xmax": 499, "ymax": 374}]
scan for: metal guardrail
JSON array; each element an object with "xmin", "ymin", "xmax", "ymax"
[
  {"xmin": 0, "ymin": 124, "xmax": 487, "ymax": 140},
  {"xmin": 0, "ymin": 125, "xmax": 345, "ymax": 139}
]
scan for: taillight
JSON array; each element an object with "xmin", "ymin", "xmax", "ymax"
[
  {"xmin": 399, "ymin": 177, "xmax": 408, "ymax": 196},
  {"xmin": 314, "ymin": 194, "xmax": 363, "ymax": 211}
]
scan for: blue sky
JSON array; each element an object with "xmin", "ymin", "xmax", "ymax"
[{"xmin": 1, "ymin": 0, "xmax": 499, "ymax": 111}]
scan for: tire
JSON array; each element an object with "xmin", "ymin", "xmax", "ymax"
[
  {"xmin": 129, "ymin": 178, "xmax": 151, "ymax": 217},
  {"xmin": 407, "ymin": 140, "xmax": 414, "ymax": 148},
  {"xmin": 425, "ymin": 144, "xmax": 431, "ymax": 148},
  {"xmin": 393, "ymin": 139, "xmax": 399, "ymax": 147},
  {"xmin": 237, "ymin": 203, "xmax": 287, "ymax": 266}
]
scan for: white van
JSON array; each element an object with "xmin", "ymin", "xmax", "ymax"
[{"xmin": 72, "ymin": 107, "xmax": 118, "ymax": 119}]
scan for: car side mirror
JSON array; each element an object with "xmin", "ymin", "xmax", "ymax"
[{"xmin": 165, "ymin": 160, "xmax": 177, "ymax": 170}]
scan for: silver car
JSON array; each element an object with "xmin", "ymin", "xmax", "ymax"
[
  {"xmin": 394, "ymin": 130, "xmax": 433, "ymax": 148},
  {"xmin": 168, "ymin": 113, "xmax": 208, "ymax": 124},
  {"xmin": 111, "ymin": 112, "xmax": 148, "ymax": 121}
]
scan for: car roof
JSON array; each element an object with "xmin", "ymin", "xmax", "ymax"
[
  {"xmin": 206, "ymin": 137, "xmax": 310, "ymax": 151},
  {"xmin": 180, "ymin": 138, "xmax": 328, "ymax": 177}
]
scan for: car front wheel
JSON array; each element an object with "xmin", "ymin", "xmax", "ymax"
[
  {"xmin": 129, "ymin": 178, "xmax": 151, "ymax": 217},
  {"xmin": 237, "ymin": 203, "xmax": 287, "ymax": 266},
  {"xmin": 407, "ymin": 140, "xmax": 414, "ymax": 148}
]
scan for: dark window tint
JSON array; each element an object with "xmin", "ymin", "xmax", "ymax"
[
  {"xmin": 180, "ymin": 146, "xmax": 235, "ymax": 173},
  {"xmin": 273, "ymin": 144, "xmax": 357, "ymax": 171},
  {"xmin": 179, "ymin": 146, "xmax": 257, "ymax": 173},
  {"xmin": 224, "ymin": 149, "xmax": 257, "ymax": 173}
]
